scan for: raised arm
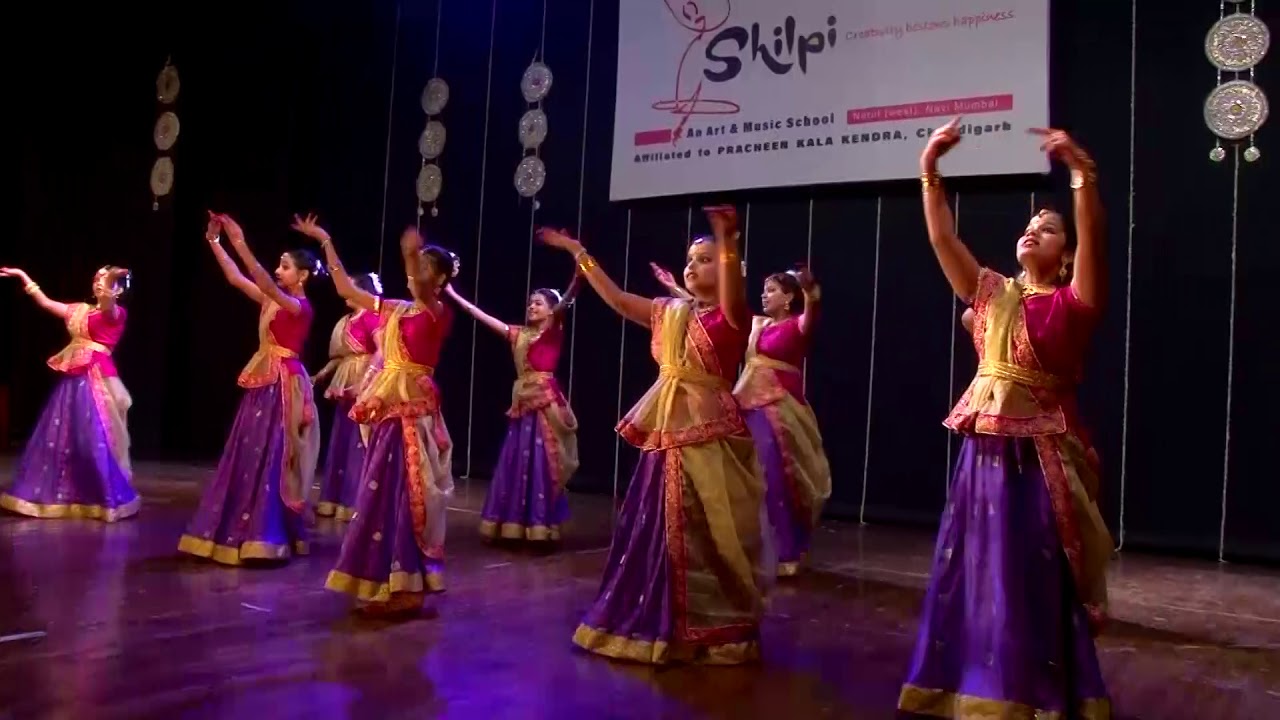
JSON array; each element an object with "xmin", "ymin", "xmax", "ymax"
[
  {"xmin": 920, "ymin": 117, "xmax": 981, "ymax": 302},
  {"xmin": 649, "ymin": 262, "xmax": 693, "ymax": 301},
  {"xmin": 0, "ymin": 268, "xmax": 71, "ymax": 318},
  {"xmin": 537, "ymin": 227, "xmax": 653, "ymax": 328},
  {"xmin": 204, "ymin": 212, "xmax": 266, "ymax": 304},
  {"xmin": 794, "ymin": 266, "xmax": 822, "ymax": 337},
  {"xmin": 1032, "ymin": 129, "xmax": 1105, "ymax": 308},
  {"xmin": 706, "ymin": 206, "xmax": 750, "ymax": 330},
  {"xmin": 219, "ymin": 214, "xmax": 301, "ymax": 314},
  {"xmin": 551, "ymin": 271, "xmax": 582, "ymax": 317},
  {"xmin": 398, "ymin": 226, "xmax": 440, "ymax": 305},
  {"xmin": 444, "ymin": 284, "xmax": 509, "ymax": 337},
  {"xmin": 290, "ymin": 214, "xmax": 379, "ymax": 312}
]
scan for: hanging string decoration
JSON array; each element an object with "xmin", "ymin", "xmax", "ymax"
[
  {"xmin": 151, "ymin": 59, "xmax": 180, "ymax": 210},
  {"xmin": 418, "ymin": 77, "xmax": 449, "ymax": 217},
  {"xmin": 1205, "ymin": 1, "xmax": 1269, "ymax": 163},
  {"xmin": 515, "ymin": 58, "xmax": 552, "ymax": 203}
]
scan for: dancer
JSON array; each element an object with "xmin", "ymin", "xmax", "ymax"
[
  {"xmin": 898, "ymin": 118, "xmax": 1112, "ymax": 718},
  {"xmin": 733, "ymin": 267, "xmax": 830, "ymax": 577},
  {"xmin": 313, "ymin": 272, "xmax": 383, "ymax": 521},
  {"xmin": 0, "ymin": 266, "xmax": 138, "ymax": 521},
  {"xmin": 292, "ymin": 215, "xmax": 456, "ymax": 615},
  {"xmin": 178, "ymin": 212, "xmax": 320, "ymax": 565},
  {"xmin": 444, "ymin": 271, "xmax": 581, "ymax": 545},
  {"xmin": 540, "ymin": 206, "xmax": 770, "ymax": 665}
]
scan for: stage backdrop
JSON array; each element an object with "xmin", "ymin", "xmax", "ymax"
[
  {"xmin": 610, "ymin": 0, "xmax": 1051, "ymax": 199},
  {"xmin": 3, "ymin": 1, "xmax": 1277, "ymax": 564}
]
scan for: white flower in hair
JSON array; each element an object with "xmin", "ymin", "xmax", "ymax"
[
  {"xmin": 449, "ymin": 252, "xmax": 461, "ymax": 278},
  {"xmin": 368, "ymin": 273, "xmax": 384, "ymax": 295},
  {"xmin": 544, "ymin": 288, "xmax": 563, "ymax": 304}
]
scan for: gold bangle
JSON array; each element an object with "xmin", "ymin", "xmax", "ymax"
[
  {"xmin": 23, "ymin": 282, "xmax": 39, "ymax": 295},
  {"xmin": 1070, "ymin": 167, "xmax": 1097, "ymax": 189},
  {"xmin": 921, "ymin": 172, "xmax": 942, "ymax": 190},
  {"xmin": 720, "ymin": 251, "xmax": 739, "ymax": 263},
  {"xmin": 575, "ymin": 252, "xmax": 597, "ymax": 273},
  {"xmin": 373, "ymin": 296, "xmax": 382, "ymax": 314},
  {"xmin": 804, "ymin": 288, "xmax": 822, "ymax": 301}
]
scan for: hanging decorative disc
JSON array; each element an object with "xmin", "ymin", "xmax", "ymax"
[
  {"xmin": 521, "ymin": 62, "xmax": 553, "ymax": 103},
  {"xmin": 421, "ymin": 78, "xmax": 450, "ymax": 115},
  {"xmin": 156, "ymin": 65, "xmax": 181, "ymax": 104},
  {"xmin": 416, "ymin": 164, "xmax": 443, "ymax": 203},
  {"xmin": 1205, "ymin": 14, "xmax": 1270, "ymax": 72},
  {"xmin": 1204, "ymin": 80, "xmax": 1269, "ymax": 140},
  {"xmin": 153, "ymin": 112, "xmax": 180, "ymax": 151},
  {"xmin": 150, "ymin": 157, "xmax": 175, "ymax": 197},
  {"xmin": 514, "ymin": 155, "xmax": 546, "ymax": 197},
  {"xmin": 518, "ymin": 109, "xmax": 548, "ymax": 149},
  {"xmin": 418, "ymin": 121, "xmax": 447, "ymax": 159}
]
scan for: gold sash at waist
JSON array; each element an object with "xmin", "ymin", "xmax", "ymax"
[
  {"xmin": 385, "ymin": 360, "xmax": 434, "ymax": 376},
  {"xmin": 978, "ymin": 361, "xmax": 1062, "ymax": 389},
  {"xmin": 746, "ymin": 355, "xmax": 801, "ymax": 375},
  {"xmin": 70, "ymin": 339, "xmax": 112, "ymax": 356},
  {"xmin": 264, "ymin": 344, "xmax": 298, "ymax": 359},
  {"xmin": 518, "ymin": 371, "xmax": 554, "ymax": 381},
  {"xmin": 659, "ymin": 364, "xmax": 727, "ymax": 387}
]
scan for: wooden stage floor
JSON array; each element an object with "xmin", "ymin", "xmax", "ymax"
[{"xmin": 1, "ymin": 461, "xmax": 1278, "ymax": 719}]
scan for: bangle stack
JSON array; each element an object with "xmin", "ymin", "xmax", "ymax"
[
  {"xmin": 1069, "ymin": 165, "xmax": 1098, "ymax": 189},
  {"xmin": 574, "ymin": 250, "xmax": 597, "ymax": 274},
  {"xmin": 921, "ymin": 171, "xmax": 942, "ymax": 192},
  {"xmin": 23, "ymin": 282, "xmax": 39, "ymax": 295}
]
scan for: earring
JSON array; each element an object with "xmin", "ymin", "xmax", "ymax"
[{"xmin": 1058, "ymin": 264, "xmax": 1069, "ymax": 280}]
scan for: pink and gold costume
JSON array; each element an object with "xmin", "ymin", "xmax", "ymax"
[
  {"xmin": 178, "ymin": 298, "xmax": 319, "ymax": 565},
  {"xmin": 733, "ymin": 315, "xmax": 831, "ymax": 576},
  {"xmin": 2, "ymin": 303, "xmax": 138, "ymax": 521},
  {"xmin": 316, "ymin": 309, "xmax": 380, "ymax": 520},
  {"xmin": 325, "ymin": 299, "xmax": 455, "ymax": 609},
  {"xmin": 478, "ymin": 322, "xmax": 579, "ymax": 542}
]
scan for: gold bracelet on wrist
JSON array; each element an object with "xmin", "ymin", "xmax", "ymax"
[
  {"xmin": 921, "ymin": 172, "xmax": 942, "ymax": 191},
  {"xmin": 719, "ymin": 251, "xmax": 739, "ymax": 263},
  {"xmin": 1070, "ymin": 167, "xmax": 1098, "ymax": 189},
  {"xmin": 372, "ymin": 296, "xmax": 382, "ymax": 314},
  {"xmin": 804, "ymin": 287, "xmax": 822, "ymax": 301},
  {"xmin": 23, "ymin": 282, "xmax": 39, "ymax": 295},
  {"xmin": 575, "ymin": 251, "xmax": 597, "ymax": 273}
]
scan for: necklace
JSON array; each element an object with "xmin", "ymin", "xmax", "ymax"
[{"xmin": 1020, "ymin": 282, "xmax": 1057, "ymax": 297}]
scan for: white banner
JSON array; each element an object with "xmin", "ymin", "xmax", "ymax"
[{"xmin": 610, "ymin": 0, "xmax": 1050, "ymax": 200}]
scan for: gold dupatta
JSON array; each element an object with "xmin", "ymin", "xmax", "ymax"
[
  {"xmin": 616, "ymin": 299, "xmax": 743, "ymax": 450},
  {"xmin": 947, "ymin": 270, "xmax": 1111, "ymax": 629},
  {"xmin": 506, "ymin": 325, "xmax": 579, "ymax": 491},
  {"xmin": 235, "ymin": 301, "xmax": 317, "ymax": 517}
]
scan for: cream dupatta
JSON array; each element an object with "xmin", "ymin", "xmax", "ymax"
[
  {"xmin": 507, "ymin": 325, "xmax": 579, "ymax": 492},
  {"xmin": 48, "ymin": 303, "xmax": 133, "ymax": 479}
]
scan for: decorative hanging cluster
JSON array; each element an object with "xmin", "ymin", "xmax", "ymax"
[
  {"xmin": 515, "ymin": 58, "xmax": 552, "ymax": 203},
  {"xmin": 1205, "ymin": 1, "xmax": 1269, "ymax": 163},
  {"xmin": 417, "ymin": 77, "xmax": 449, "ymax": 217},
  {"xmin": 150, "ymin": 60, "xmax": 180, "ymax": 211}
]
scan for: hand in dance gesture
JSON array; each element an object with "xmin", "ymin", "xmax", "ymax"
[
  {"xmin": 793, "ymin": 264, "xmax": 817, "ymax": 292},
  {"xmin": 920, "ymin": 116, "xmax": 963, "ymax": 173},
  {"xmin": 0, "ymin": 267, "xmax": 33, "ymax": 284},
  {"xmin": 1028, "ymin": 128, "xmax": 1093, "ymax": 171},
  {"xmin": 291, "ymin": 213, "xmax": 331, "ymax": 245},
  {"xmin": 649, "ymin": 263, "xmax": 679, "ymax": 292},
  {"xmin": 218, "ymin": 214, "xmax": 247, "ymax": 249},
  {"xmin": 204, "ymin": 211, "xmax": 223, "ymax": 243},
  {"xmin": 703, "ymin": 204, "xmax": 739, "ymax": 239},
  {"xmin": 537, "ymin": 227, "xmax": 584, "ymax": 255}
]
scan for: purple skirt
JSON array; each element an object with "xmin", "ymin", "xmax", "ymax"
[
  {"xmin": 1, "ymin": 375, "xmax": 139, "ymax": 522},
  {"xmin": 325, "ymin": 418, "xmax": 444, "ymax": 603},
  {"xmin": 177, "ymin": 383, "xmax": 307, "ymax": 565},
  {"xmin": 479, "ymin": 412, "xmax": 568, "ymax": 542},
  {"xmin": 743, "ymin": 408, "xmax": 807, "ymax": 571},
  {"xmin": 898, "ymin": 435, "xmax": 1110, "ymax": 718},
  {"xmin": 575, "ymin": 451, "xmax": 672, "ymax": 651},
  {"xmin": 317, "ymin": 400, "xmax": 363, "ymax": 521}
]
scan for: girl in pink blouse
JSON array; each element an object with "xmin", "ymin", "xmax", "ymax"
[
  {"xmin": 733, "ymin": 267, "xmax": 830, "ymax": 577},
  {"xmin": 445, "ymin": 269, "xmax": 580, "ymax": 546},
  {"xmin": 313, "ymin": 272, "xmax": 383, "ymax": 521},
  {"xmin": 178, "ymin": 212, "xmax": 320, "ymax": 566},
  {"xmin": 0, "ymin": 265, "xmax": 138, "ymax": 521}
]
